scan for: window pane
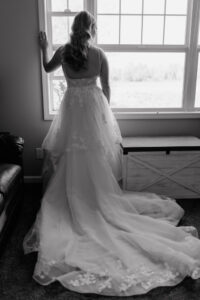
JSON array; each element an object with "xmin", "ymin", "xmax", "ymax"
[
  {"xmin": 68, "ymin": 0, "xmax": 84, "ymax": 11},
  {"xmin": 97, "ymin": 0, "xmax": 119, "ymax": 14},
  {"xmin": 166, "ymin": 0, "xmax": 188, "ymax": 15},
  {"xmin": 52, "ymin": 79, "xmax": 67, "ymax": 111},
  {"xmin": 106, "ymin": 53, "xmax": 184, "ymax": 108},
  {"xmin": 51, "ymin": 0, "xmax": 83, "ymax": 12},
  {"xmin": 164, "ymin": 16, "xmax": 186, "ymax": 45},
  {"xmin": 143, "ymin": 0, "xmax": 165, "ymax": 15},
  {"xmin": 195, "ymin": 54, "xmax": 200, "ymax": 108},
  {"xmin": 52, "ymin": 50, "xmax": 64, "ymax": 76},
  {"xmin": 97, "ymin": 16, "xmax": 119, "ymax": 44},
  {"xmin": 143, "ymin": 16, "xmax": 164, "ymax": 44},
  {"xmin": 52, "ymin": 16, "xmax": 73, "ymax": 44},
  {"xmin": 121, "ymin": 0, "xmax": 142, "ymax": 14},
  {"xmin": 53, "ymin": 67, "xmax": 63, "ymax": 77},
  {"xmin": 51, "ymin": 0, "xmax": 66, "ymax": 12},
  {"xmin": 121, "ymin": 16, "xmax": 141, "ymax": 44}
]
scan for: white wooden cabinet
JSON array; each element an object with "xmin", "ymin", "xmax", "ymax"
[{"xmin": 122, "ymin": 137, "xmax": 200, "ymax": 199}]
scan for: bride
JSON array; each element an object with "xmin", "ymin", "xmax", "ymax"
[{"xmin": 23, "ymin": 10, "xmax": 200, "ymax": 296}]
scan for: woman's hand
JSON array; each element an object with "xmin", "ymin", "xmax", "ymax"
[
  {"xmin": 39, "ymin": 32, "xmax": 62, "ymax": 72},
  {"xmin": 39, "ymin": 31, "xmax": 48, "ymax": 50}
]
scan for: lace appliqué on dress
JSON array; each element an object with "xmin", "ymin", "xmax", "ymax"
[
  {"xmin": 32, "ymin": 255, "xmax": 200, "ymax": 293},
  {"xmin": 69, "ymin": 258, "xmax": 180, "ymax": 293},
  {"xmin": 191, "ymin": 267, "xmax": 200, "ymax": 279},
  {"xmin": 69, "ymin": 270, "xmax": 112, "ymax": 293},
  {"xmin": 65, "ymin": 133, "xmax": 108, "ymax": 155},
  {"xmin": 66, "ymin": 134, "xmax": 88, "ymax": 152}
]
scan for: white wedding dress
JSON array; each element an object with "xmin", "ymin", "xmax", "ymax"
[{"xmin": 23, "ymin": 49, "xmax": 200, "ymax": 296}]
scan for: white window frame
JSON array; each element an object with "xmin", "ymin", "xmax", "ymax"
[{"xmin": 38, "ymin": 0, "xmax": 200, "ymax": 120}]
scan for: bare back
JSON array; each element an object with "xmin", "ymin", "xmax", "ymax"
[
  {"xmin": 61, "ymin": 45, "xmax": 101, "ymax": 79},
  {"xmin": 61, "ymin": 45, "xmax": 110, "ymax": 102}
]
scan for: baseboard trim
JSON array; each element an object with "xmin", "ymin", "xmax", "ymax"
[{"xmin": 24, "ymin": 176, "xmax": 42, "ymax": 183}]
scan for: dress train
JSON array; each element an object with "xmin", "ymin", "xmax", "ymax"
[{"xmin": 23, "ymin": 77, "xmax": 200, "ymax": 296}]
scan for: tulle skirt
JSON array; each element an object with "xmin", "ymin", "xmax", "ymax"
[{"xmin": 23, "ymin": 80, "xmax": 200, "ymax": 296}]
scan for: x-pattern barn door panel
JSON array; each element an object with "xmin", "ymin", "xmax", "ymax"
[{"xmin": 122, "ymin": 137, "xmax": 200, "ymax": 199}]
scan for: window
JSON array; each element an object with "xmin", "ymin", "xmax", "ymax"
[
  {"xmin": 38, "ymin": 0, "xmax": 200, "ymax": 120},
  {"xmin": 195, "ymin": 13, "xmax": 200, "ymax": 108}
]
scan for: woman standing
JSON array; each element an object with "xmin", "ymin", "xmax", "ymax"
[{"xmin": 23, "ymin": 11, "xmax": 200, "ymax": 296}]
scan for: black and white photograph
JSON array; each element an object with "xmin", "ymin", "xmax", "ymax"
[{"xmin": 1, "ymin": 0, "xmax": 200, "ymax": 299}]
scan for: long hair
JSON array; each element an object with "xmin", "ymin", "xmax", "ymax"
[{"xmin": 61, "ymin": 11, "xmax": 96, "ymax": 72}]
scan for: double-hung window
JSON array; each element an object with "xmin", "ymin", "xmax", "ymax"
[{"xmin": 38, "ymin": 0, "xmax": 200, "ymax": 120}]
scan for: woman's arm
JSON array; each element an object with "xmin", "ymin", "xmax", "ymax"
[
  {"xmin": 39, "ymin": 31, "xmax": 62, "ymax": 73},
  {"xmin": 99, "ymin": 49, "xmax": 111, "ymax": 104}
]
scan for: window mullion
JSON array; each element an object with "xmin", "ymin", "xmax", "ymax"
[
  {"xmin": 46, "ymin": 0, "xmax": 53, "ymax": 56},
  {"xmin": 163, "ymin": 0, "xmax": 167, "ymax": 45},
  {"xmin": 182, "ymin": 0, "xmax": 193, "ymax": 111},
  {"xmin": 183, "ymin": 0, "xmax": 200, "ymax": 111},
  {"xmin": 84, "ymin": 0, "xmax": 88, "ymax": 11},
  {"xmin": 86, "ymin": 0, "xmax": 96, "ymax": 15},
  {"xmin": 86, "ymin": 0, "xmax": 97, "ymax": 43},
  {"xmin": 98, "ymin": 44, "xmax": 187, "ymax": 52},
  {"xmin": 119, "ymin": 0, "xmax": 121, "ymax": 44},
  {"xmin": 38, "ymin": 0, "xmax": 52, "ymax": 120},
  {"xmin": 141, "ymin": 0, "xmax": 144, "ymax": 44}
]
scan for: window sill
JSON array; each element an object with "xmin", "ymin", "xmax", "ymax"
[
  {"xmin": 113, "ymin": 111, "xmax": 200, "ymax": 120},
  {"xmin": 45, "ymin": 111, "xmax": 200, "ymax": 121}
]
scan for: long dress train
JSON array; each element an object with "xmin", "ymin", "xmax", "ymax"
[{"xmin": 23, "ymin": 76, "xmax": 200, "ymax": 296}]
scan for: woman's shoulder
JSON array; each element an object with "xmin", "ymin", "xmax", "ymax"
[
  {"xmin": 90, "ymin": 45, "xmax": 104, "ymax": 53},
  {"xmin": 57, "ymin": 43, "xmax": 71, "ymax": 62},
  {"xmin": 89, "ymin": 45, "xmax": 107, "ymax": 60},
  {"xmin": 58, "ymin": 43, "xmax": 70, "ymax": 54}
]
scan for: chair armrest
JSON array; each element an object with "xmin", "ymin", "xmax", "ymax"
[{"xmin": 0, "ymin": 132, "xmax": 24, "ymax": 166}]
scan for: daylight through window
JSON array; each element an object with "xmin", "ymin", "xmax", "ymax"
[{"xmin": 38, "ymin": 0, "xmax": 200, "ymax": 119}]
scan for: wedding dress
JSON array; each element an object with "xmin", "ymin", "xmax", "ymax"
[{"xmin": 23, "ymin": 51, "xmax": 200, "ymax": 296}]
